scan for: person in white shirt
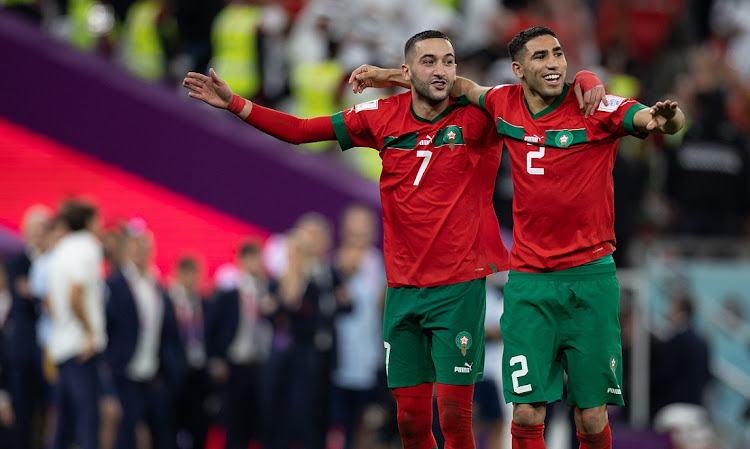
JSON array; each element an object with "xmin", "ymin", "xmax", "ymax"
[{"xmin": 46, "ymin": 200, "xmax": 106, "ymax": 449}]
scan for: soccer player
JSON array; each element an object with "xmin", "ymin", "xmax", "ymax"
[
  {"xmin": 350, "ymin": 26, "xmax": 685, "ymax": 449},
  {"xmin": 183, "ymin": 29, "xmax": 603, "ymax": 449}
]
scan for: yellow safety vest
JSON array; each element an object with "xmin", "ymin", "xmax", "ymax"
[
  {"xmin": 209, "ymin": 4, "xmax": 262, "ymax": 99},
  {"xmin": 120, "ymin": 0, "xmax": 165, "ymax": 81},
  {"xmin": 68, "ymin": 0, "xmax": 97, "ymax": 51},
  {"xmin": 289, "ymin": 59, "xmax": 344, "ymax": 152}
]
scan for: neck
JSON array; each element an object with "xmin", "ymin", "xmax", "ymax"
[
  {"xmin": 411, "ymin": 94, "xmax": 449, "ymax": 121},
  {"xmin": 522, "ymin": 87, "xmax": 558, "ymax": 114}
]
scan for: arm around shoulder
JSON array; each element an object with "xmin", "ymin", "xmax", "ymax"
[{"xmin": 453, "ymin": 77, "xmax": 490, "ymax": 108}]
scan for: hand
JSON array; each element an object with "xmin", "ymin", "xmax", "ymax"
[
  {"xmin": 208, "ymin": 358, "xmax": 230, "ymax": 383},
  {"xmin": 182, "ymin": 68, "xmax": 234, "ymax": 109},
  {"xmin": 78, "ymin": 333, "xmax": 96, "ymax": 362},
  {"xmin": 348, "ymin": 64, "xmax": 393, "ymax": 94},
  {"xmin": 574, "ymin": 83, "xmax": 608, "ymax": 118},
  {"xmin": 645, "ymin": 100, "xmax": 679, "ymax": 131}
]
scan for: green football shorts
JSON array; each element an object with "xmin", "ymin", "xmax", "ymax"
[
  {"xmin": 500, "ymin": 261, "xmax": 625, "ymax": 409},
  {"xmin": 383, "ymin": 277, "xmax": 486, "ymax": 388}
]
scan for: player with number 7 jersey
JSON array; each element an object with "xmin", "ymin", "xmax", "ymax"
[{"xmin": 331, "ymin": 92, "xmax": 508, "ymax": 287}]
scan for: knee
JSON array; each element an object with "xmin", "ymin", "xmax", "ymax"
[
  {"xmin": 512, "ymin": 402, "xmax": 546, "ymax": 426},
  {"xmin": 575, "ymin": 405, "xmax": 608, "ymax": 434}
]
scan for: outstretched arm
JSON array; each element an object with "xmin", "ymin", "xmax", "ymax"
[
  {"xmin": 183, "ymin": 69, "xmax": 336, "ymax": 144},
  {"xmin": 633, "ymin": 100, "xmax": 685, "ymax": 134}
]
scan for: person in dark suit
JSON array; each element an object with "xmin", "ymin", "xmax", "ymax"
[
  {"xmin": 205, "ymin": 240, "xmax": 272, "ymax": 449},
  {"xmin": 168, "ymin": 255, "xmax": 210, "ymax": 449},
  {"xmin": 105, "ymin": 220, "xmax": 186, "ymax": 449},
  {"xmin": 4, "ymin": 205, "xmax": 51, "ymax": 449},
  {"xmin": 0, "ymin": 262, "xmax": 15, "ymax": 449}
]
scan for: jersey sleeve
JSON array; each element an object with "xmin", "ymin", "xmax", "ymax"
[
  {"xmin": 331, "ymin": 99, "xmax": 381, "ymax": 150},
  {"xmin": 464, "ymin": 104, "xmax": 503, "ymax": 151},
  {"xmin": 590, "ymin": 95, "xmax": 649, "ymax": 139}
]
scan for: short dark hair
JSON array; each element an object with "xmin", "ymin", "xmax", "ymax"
[
  {"xmin": 177, "ymin": 256, "xmax": 199, "ymax": 273},
  {"xmin": 507, "ymin": 26, "xmax": 557, "ymax": 61},
  {"xmin": 238, "ymin": 240, "xmax": 262, "ymax": 259},
  {"xmin": 404, "ymin": 30, "xmax": 452, "ymax": 62},
  {"xmin": 58, "ymin": 199, "xmax": 97, "ymax": 232}
]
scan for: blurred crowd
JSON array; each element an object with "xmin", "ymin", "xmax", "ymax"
[
  {"xmin": 2, "ymin": 0, "xmax": 750, "ymax": 448},
  {"xmin": 0, "ymin": 200, "xmax": 405, "ymax": 449},
  {"xmin": 2, "ymin": 0, "xmax": 750, "ymax": 237}
]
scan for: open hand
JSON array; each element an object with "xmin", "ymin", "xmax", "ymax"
[
  {"xmin": 182, "ymin": 68, "xmax": 234, "ymax": 109},
  {"xmin": 348, "ymin": 64, "xmax": 393, "ymax": 94},
  {"xmin": 645, "ymin": 100, "xmax": 679, "ymax": 131},
  {"xmin": 574, "ymin": 83, "xmax": 608, "ymax": 118}
]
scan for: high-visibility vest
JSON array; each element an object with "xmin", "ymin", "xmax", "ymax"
[
  {"xmin": 209, "ymin": 3, "xmax": 262, "ymax": 99},
  {"xmin": 120, "ymin": 0, "xmax": 165, "ymax": 81},
  {"xmin": 68, "ymin": 0, "xmax": 97, "ymax": 51},
  {"xmin": 289, "ymin": 59, "xmax": 343, "ymax": 152}
]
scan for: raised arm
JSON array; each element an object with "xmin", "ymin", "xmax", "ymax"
[
  {"xmin": 349, "ymin": 65, "xmax": 607, "ymax": 117},
  {"xmin": 633, "ymin": 100, "xmax": 685, "ymax": 134},
  {"xmin": 183, "ymin": 69, "xmax": 336, "ymax": 144}
]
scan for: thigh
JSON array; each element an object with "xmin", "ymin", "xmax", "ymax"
[
  {"xmin": 562, "ymin": 274, "xmax": 624, "ymax": 408},
  {"xmin": 427, "ymin": 278, "xmax": 486, "ymax": 386},
  {"xmin": 501, "ymin": 276, "xmax": 566, "ymax": 405},
  {"xmin": 382, "ymin": 286, "xmax": 434, "ymax": 388}
]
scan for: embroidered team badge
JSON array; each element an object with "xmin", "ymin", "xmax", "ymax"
[
  {"xmin": 610, "ymin": 356, "xmax": 617, "ymax": 375},
  {"xmin": 555, "ymin": 130, "xmax": 574, "ymax": 148},
  {"xmin": 455, "ymin": 331, "xmax": 472, "ymax": 356},
  {"xmin": 447, "ymin": 130, "xmax": 457, "ymax": 150}
]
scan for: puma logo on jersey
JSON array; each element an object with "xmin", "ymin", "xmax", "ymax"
[
  {"xmin": 418, "ymin": 135, "xmax": 434, "ymax": 146},
  {"xmin": 454, "ymin": 362, "xmax": 473, "ymax": 374},
  {"xmin": 524, "ymin": 134, "xmax": 543, "ymax": 144},
  {"xmin": 607, "ymin": 387, "xmax": 622, "ymax": 395}
]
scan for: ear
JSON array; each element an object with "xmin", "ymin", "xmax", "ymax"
[
  {"xmin": 401, "ymin": 64, "xmax": 411, "ymax": 81},
  {"xmin": 511, "ymin": 61, "xmax": 523, "ymax": 80}
]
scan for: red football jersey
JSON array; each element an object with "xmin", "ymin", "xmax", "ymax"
[
  {"xmin": 480, "ymin": 83, "xmax": 648, "ymax": 272},
  {"xmin": 331, "ymin": 92, "xmax": 509, "ymax": 287}
]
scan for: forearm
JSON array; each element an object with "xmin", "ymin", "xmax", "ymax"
[
  {"xmin": 453, "ymin": 77, "xmax": 486, "ymax": 107},
  {"xmin": 228, "ymin": 95, "xmax": 336, "ymax": 144},
  {"xmin": 70, "ymin": 284, "xmax": 93, "ymax": 334}
]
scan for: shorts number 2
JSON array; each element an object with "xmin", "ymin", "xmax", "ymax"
[{"xmin": 509, "ymin": 355, "xmax": 533, "ymax": 394}]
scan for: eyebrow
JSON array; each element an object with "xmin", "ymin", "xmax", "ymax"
[
  {"xmin": 530, "ymin": 46, "xmax": 562, "ymax": 58},
  {"xmin": 420, "ymin": 53, "xmax": 455, "ymax": 60}
]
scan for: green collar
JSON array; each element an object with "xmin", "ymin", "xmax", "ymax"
[{"xmin": 524, "ymin": 83, "xmax": 570, "ymax": 119}]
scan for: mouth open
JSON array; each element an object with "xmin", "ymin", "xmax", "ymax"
[
  {"xmin": 432, "ymin": 79, "xmax": 447, "ymax": 89},
  {"xmin": 543, "ymin": 74, "xmax": 562, "ymax": 85}
]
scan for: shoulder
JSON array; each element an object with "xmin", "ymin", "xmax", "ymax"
[{"xmin": 342, "ymin": 93, "xmax": 405, "ymax": 117}]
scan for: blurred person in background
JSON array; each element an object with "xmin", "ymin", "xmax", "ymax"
[
  {"xmin": 204, "ymin": 240, "xmax": 271, "ymax": 449},
  {"xmin": 45, "ymin": 200, "xmax": 107, "ymax": 449},
  {"xmin": 104, "ymin": 219, "xmax": 185, "ymax": 449},
  {"xmin": 0, "ymin": 263, "xmax": 14, "ymax": 449},
  {"xmin": 295, "ymin": 211, "xmax": 349, "ymax": 441},
  {"xmin": 259, "ymin": 227, "xmax": 327, "ymax": 449},
  {"xmin": 4, "ymin": 204, "xmax": 52, "ymax": 449},
  {"xmin": 327, "ymin": 204, "xmax": 386, "ymax": 449},
  {"xmin": 651, "ymin": 291, "xmax": 711, "ymax": 419},
  {"xmin": 666, "ymin": 46, "xmax": 750, "ymax": 237},
  {"xmin": 168, "ymin": 255, "xmax": 210, "ymax": 449}
]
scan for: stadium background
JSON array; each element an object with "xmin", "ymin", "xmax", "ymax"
[{"xmin": 1, "ymin": 0, "xmax": 749, "ymax": 448}]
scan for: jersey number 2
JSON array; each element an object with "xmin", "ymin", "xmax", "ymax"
[
  {"xmin": 509, "ymin": 355, "xmax": 533, "ymax": 394},
  {"xmin": 527, "ymin": 146, "xmax": 545, "ymax": 175},
  {"xmin": 413, "ymin": 150, "xmax": 433, "ymax": 186}
]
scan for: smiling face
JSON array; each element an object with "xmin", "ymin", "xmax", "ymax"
[
  {"xmin": 403, "ymin": 37, "xmax": 456, "ymax": 107},
  {"xmin": 512, "ymin": 34, "xmax": 567, "ymax": 105}
]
